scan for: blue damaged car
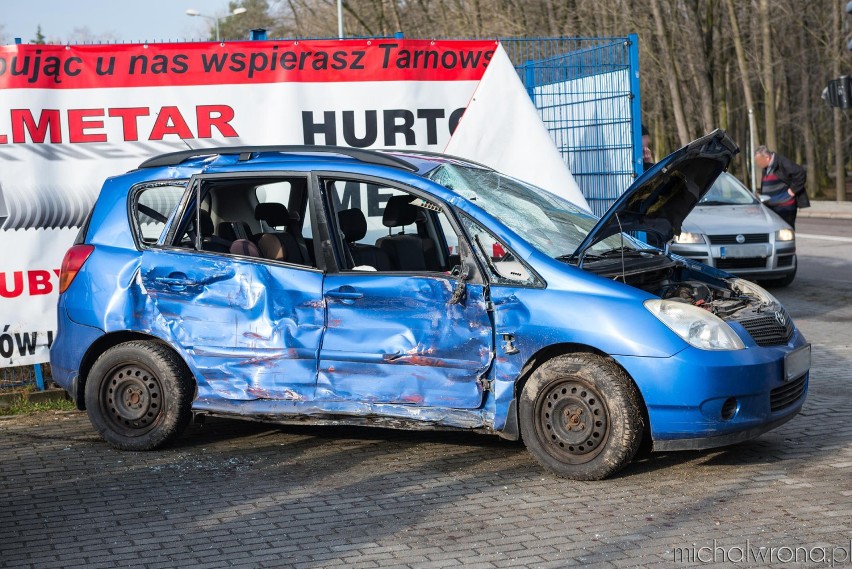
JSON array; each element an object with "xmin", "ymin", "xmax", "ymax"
[{"xmin": 50, "ymin": 130, "xmax": 810, "ymax": 480}]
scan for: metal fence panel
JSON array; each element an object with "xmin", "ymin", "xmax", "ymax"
[
  {"xmin": 1, "ymin": 365, "xmax": 40, "ymax": 391},
  {"xmin": 500, "ymin": 36, "xmax": 642, "ymax": 215}
]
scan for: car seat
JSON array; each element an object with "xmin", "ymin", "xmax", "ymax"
[
  {"xmin": 229, "ymin": 239, "xmax": 261, "ymax": 257},
  {"xmin": 216, "ymin": 220, "xmax": 254, "ymax": 243},
  {"xmin": 197, "ymin": 210, "xmax": 231, "ymax": 252},
  {"xmin": 376, "ymin": 195, "xmax": 428, "ymax": 271},
  {"xmin": 337, "ymin": 208, "xmax": 392, "ymax": 270},
  {"xmin": 254, "ymin": 203, "xmax": 309, "ymax": 265}
]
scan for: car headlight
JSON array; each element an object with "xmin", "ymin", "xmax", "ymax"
[
  {"xmin": 731, "ymin": 278, "xmax": 780, "ymax": 307},
  {"xmin": 644, "ymin": 299, "xmax": 745, "ymax": 350},
  {"xmin": 775, "ymin": 228, "xmax": 795, "ymax": 242},
  {"xmin": 673, "ymin": 231, "xmax": 706, "ymax": 244}
]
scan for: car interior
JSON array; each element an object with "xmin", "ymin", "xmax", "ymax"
[
  {"xmin": 324, "ymin": 179, "xmax": 461, "ymax": 273},
  {"xmin": 135, "ymin": 175, "xmax": 464, "ymax": 274}
]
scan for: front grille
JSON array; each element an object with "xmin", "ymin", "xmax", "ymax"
[
  {"xmin": 770, "ymin": 374, "xmax": 807, "ymax": 412},
  {"xmin": 715, "ymin": 257, "xmax": 768, "ymax": 270},
  {"xmin": 738, "ymin": 309, "xmax": 794, "ymax": 346},
  {"xmin": 708, "ymin": 234, "xmax": 769, "ymax": 245}
]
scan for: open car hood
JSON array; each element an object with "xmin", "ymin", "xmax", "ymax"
[{"xmin": 572, "ymin": 129, "xmax": 738, "ymax": 259}]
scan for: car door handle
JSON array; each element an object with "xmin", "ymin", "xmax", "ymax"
[
  {"xmin": 155, "ymin": 276, "xmax": 197, "ymax": 286},
  {"xmin": 326, "ymin": 288, "xmax": 364, "ymax": 300},
  {"xmin": 154, "ymin": 276, "xmax": 197, "ymax": 290}
]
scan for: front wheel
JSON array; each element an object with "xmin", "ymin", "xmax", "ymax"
[
  {"xmin": 519, "ymin": 354, "xmax": 643, "ymax": 480},
  {"xmin": 85, "ymin": 341, "xmax": 194, "ymax": 451}
]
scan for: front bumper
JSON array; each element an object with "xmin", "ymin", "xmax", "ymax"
[
  {"xmin": 652, "ymin": 411, "xmax": 801, "ymax": 451},
  {"xmin": 614, "ymin": 329, "xmax": 809, "ymax": 449},
  {"xmin": 671, "ymin": 240, "xmax": 796, "ymax": 280}
]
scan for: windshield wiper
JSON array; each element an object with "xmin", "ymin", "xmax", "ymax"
[
  {"xmin": 596, "ymin": 246, "xmax": 660, "ymax": 257},
  {"xmin": 556, "ymin": 252, "xmax": 615, "ymax": 264},
  {"xmin": 556, "ymin": 252, "xmax": 580, "ymax": 263},
  {"xmin": 698, "ymin": 200, "xmax": 734, "ymax": 206},
  {"xmin": 556, "ymin": 246, "xmax": 660, "ymax": 264}
]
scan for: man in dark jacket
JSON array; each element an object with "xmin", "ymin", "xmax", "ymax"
[{"xmin": 754, "ymin": 145, "xmax": 810, "ymax": 229}]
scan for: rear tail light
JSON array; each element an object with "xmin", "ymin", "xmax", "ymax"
[{"xmin": 58, "ymin": 244, "xmax": 94, "ymax": 294}]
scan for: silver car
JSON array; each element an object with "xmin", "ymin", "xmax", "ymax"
[{"xmin": 669, "ymin": 172, "xmax": 796, "ymax": 286}]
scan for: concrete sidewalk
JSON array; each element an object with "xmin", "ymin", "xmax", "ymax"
[{"xmin": 799, "ymin": 199, "xmax": 852, "ymax": 219}]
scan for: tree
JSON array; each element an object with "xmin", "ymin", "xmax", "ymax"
[
  {"xmin": 217, "ymin": 0, "xmax": 281, "ymax": 40},
  {"xmin": 649, "ymin": 0, "xmax": 691, "ymax": 146},
  {"xmin": 240, "ymin": 0, "xmax": 846, "ymax": 200},
  {"xmin": 32, "ymin": 25, "xmax": 46, "ymax": 45},
  {"xmin": 832, "ymin": 1, "xmax": 846, "ymax": 202},
  {"xmin": 759, "ymin": 0, "xmax": 778, "ymax": 151}
]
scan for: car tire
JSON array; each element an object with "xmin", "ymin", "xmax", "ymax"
[
  {"xmin": 85, "ymin": 341, "xmax": 194, "ymax": 451},
  {"xmin": 519, "ymin": 353, "xmax": 643, "ymax": 480}
]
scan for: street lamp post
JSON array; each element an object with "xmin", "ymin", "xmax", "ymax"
[{"xmin": 186, "ymin": 7, "xmax": 247, "ymax": 41}]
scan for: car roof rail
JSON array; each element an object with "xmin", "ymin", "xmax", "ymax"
[
  {"xmin": 138, "ymin": 145, "xmax": 419, "ymax": 172},
  {"xmin": 393, "ymin": 149, "xmax": 493, "ymax": 171}
]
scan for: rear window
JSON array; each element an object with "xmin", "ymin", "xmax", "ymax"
[{"xmin": 133, "ymin": 184, "xmax": 187, "ymax": 245}]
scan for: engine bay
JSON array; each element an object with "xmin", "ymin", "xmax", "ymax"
[{"xmin": 591, "ymin": 253, "xmax": 779, "ymax": 322}]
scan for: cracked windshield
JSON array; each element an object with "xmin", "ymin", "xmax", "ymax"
[{"xmin": 428, "ymin": 163, "xmax": 640, "ymax": 259}]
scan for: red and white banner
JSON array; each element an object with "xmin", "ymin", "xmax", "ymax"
[{"xmin": 0, "ymin": 39, "xmax": 585, "ymax": 367}]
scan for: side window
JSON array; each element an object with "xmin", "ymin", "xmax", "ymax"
[
  {"xmin": 167, "ymin": 176, "xmax": 316, "ymax": 267},
  {"xmin": 438, "ymin": 213, "xmax": 460, "ymax": 258},
  {"xmin": 132, "ymin": 183, "xmax": 186, "ymax": 246},
  {"xmin": 460, "ymin": 214, "xmax": 538, "ymax": 286},
  {"xmin": 324, "ymin": 179, "xmax": 459, "ymax": 273},
  {"xmin": 256, "ymin": 181, "xmax": 291, "ymax": 203}
]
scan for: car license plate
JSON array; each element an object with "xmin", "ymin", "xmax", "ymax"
[
  {"xmin": 717, "ymin": 244, "xmax": 769, "ymax": 259},
  {"xmin": 784, "ymin": 344, "xmax": 811, "ymax": 381}
]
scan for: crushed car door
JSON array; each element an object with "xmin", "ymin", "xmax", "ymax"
[
  {"xmin": 138, "ymin": 175, "xmax": 325, "ymax": 402},
  {"xmin": 316, "ymin": 178, "xmax": 493, "ymax": 409}
]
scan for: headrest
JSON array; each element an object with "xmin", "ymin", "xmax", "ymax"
[
  {"xmin": 337, "ymin": 208, "xmax": 367, "ymax": 242},
  {"xmin": 229, "ymin": 239, "xmax": 260, "ymax": 257},
  {"xmin": 382, "ymin": 195, "xmax": 418, "ymax": 228},
  {"xmin": 255, "ymin": 202, "xmax": 290, "ymax": 227},
  {"xmin": 197, "ymin": 209, "xmax": 214, "ymax": 237}
]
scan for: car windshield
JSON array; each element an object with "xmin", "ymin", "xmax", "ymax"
[
  {"xmin": 699, "ymin": 173, "xmax": 757, "ymax": 205},
  {"xmin": 427, "ymin": 163, "xmax": 642, "ymax": 259}
]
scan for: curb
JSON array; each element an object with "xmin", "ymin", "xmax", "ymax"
[
  {"xmin": 798, "ymin": 211, "xmax": 852, "ymax": 220},
  {"xmin": 798, "ymin": 201, "xmax": 852, "ymax": 220},
  {"xmin": 0, "ymin": 388, "xmax": 70, "ymax": 409}
]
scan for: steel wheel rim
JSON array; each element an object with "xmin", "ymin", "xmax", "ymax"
[
  {"xmin": 99, "ymin": 362, "xmax": 163, "ymax": 437},
  {"xmin": 534, "ymin": 379, "xmax": 610, "ymax": 464}
]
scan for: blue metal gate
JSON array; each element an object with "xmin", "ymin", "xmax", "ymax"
[{"xmin": 501, "ymin": 36, "xmax": 643, "ymax": 215}]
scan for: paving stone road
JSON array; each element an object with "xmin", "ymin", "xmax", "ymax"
[{"xmin": 2, "ymin": 263, "xmax": 851, "ymax": 568}]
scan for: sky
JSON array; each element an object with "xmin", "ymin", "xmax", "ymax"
[{"xmin": 2, "ymin": 0, "xmax": 256, "ymax": 44}]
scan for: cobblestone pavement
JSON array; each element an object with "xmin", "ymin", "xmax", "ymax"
[{"xmin": 2, "ymin": 253, "xmax": 851, "ymax": 568}]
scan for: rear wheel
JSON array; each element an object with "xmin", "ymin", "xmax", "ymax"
[
  {"xmin": 85, "ymin": 341, "xmax": 194, "ymax": 450},
  {"xmin": 519, "ymin": 354, "xmax": 643, "ymax": 480}
]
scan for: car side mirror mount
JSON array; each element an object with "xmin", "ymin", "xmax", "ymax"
[{"xmin": 449, "ymin": 263, "xmax": 471, "ymax": 304}]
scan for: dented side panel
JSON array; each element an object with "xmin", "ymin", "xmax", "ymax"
[
  {"xmin": 319, "ymin": 273, "xmax": 493, "ymax": 408},
  {"xmin": 139, "ymin": 249, "xmax": 324, "ymax": 401}
]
